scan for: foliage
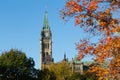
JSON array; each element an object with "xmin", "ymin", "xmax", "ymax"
[
  {"xmin": 68, "ymin": 72, "xmax": 98, "ymax": 80},
  {"xmin": 61, "ymin": 0, "xmax": 120, "ymax": 80},
  {"xmin": 0, "ymin": 49, "xmax": 38, "ymax": 80},
  {"xmin": 68, "ymin": 73, "xmax": 82, "ymax": 80},
  {"xmin": 48, "ymin": 61, "xmax": 72, "ymax": 80},
  {"xmin": 37, "ymin": 69, "xmax": 56, "ymax": 80}
]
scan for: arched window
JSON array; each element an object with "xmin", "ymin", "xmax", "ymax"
[{"xmin": 46, "ymin": 52, "xmax": 48, "ymax": 56}]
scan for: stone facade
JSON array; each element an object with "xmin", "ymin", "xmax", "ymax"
[{"xmin": 71, "ymin": 61, "xmax": 83, "ymax": 74}]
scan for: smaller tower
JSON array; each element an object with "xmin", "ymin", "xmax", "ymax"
[
  {"xmin": 63, "ymin": 52, "xmax": 68, "ymax": 62},
  {"xmin": 40, "ymin": 11, "xmax": 53, "ymax": 70}
]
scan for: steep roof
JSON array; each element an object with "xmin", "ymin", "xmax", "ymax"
[{"xmin": 43, "ymin": 11, "xmax": 50, "ymax": 31}]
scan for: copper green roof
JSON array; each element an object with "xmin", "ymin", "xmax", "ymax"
[{"xmin": 43, "ymin": 11, "xmax": 50, "ymax": 30}]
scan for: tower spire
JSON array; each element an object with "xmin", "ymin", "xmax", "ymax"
[
  {"xmin": 43, "ymin": 11, "xmax": 50, "ymax": 30},
  {"xmin": 64, "ymin": 53, "xmax": 66, "ymax": 60}
]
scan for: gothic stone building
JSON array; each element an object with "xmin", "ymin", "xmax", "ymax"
[{"xmin": 40, "ymin": 12, "xmax": 83, "ymax": 74}]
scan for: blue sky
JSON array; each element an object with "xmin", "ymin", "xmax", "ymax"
[{"xmin": 0, "ymin": 0, "xmax": 90, "ymax": 69}]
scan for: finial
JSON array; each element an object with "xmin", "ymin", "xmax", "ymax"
[{"xmin": 45, "ymin": 4, "xmax": 48, "ymax": 13}]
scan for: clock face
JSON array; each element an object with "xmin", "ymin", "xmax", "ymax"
[{"xmin": 45, "ymin": 33, "xmax": 49, "ymax": 37}]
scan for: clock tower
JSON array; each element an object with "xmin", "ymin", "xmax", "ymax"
[{"xmin": 40, "ymin": 11, "xmax": 53, "ymax": 69}]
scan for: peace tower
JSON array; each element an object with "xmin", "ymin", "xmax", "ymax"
[{"xmin": 40, "ymin": 11, "xmax": 53, "ymax": 69}]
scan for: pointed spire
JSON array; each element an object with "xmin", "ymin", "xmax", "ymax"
[
  {"xmin": 43, "ymin": 11, "xmax": 50, "ymax": 30},
  {"xmin": 63, "ymin": 52, "xmax": 68, "ymax": 62},
  {"xmin": 64, "ymin": 53, "xmax": 66, "ymax": 60}
]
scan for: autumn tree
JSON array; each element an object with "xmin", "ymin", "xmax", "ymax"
[{"xmin": 61, "ymin": 0, "xmax": 120, "ymax": 80}]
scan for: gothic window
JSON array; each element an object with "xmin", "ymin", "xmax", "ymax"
[
  {"xmin": 44, "ymin": 43, "xmax": 49, "ymax": 49},
  {"xmin": 47, "ymin": 44, "xmax": 49, "ymax": 49},
  {"xmin": 43, "ymin": 43, "xmax": 47, "ymax": 48},
  {"xmin": 42, "ymin": 53, "xmax": 45, "ymax": 57},
  {"xmin": 75, "ymin": 65, "xmax": 80, "ymax": 71},
  {"xmin": 46, "ymin": 52, "xmax": 48, "ymax": 56},
  {"xmin": 45, "ymin": 44, "xmax": 47, "ymax": 48}
]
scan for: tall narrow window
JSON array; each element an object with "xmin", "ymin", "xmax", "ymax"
[{"xmin": 47, "ymin": 43, "xmax": 49, "ymax": 49}]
